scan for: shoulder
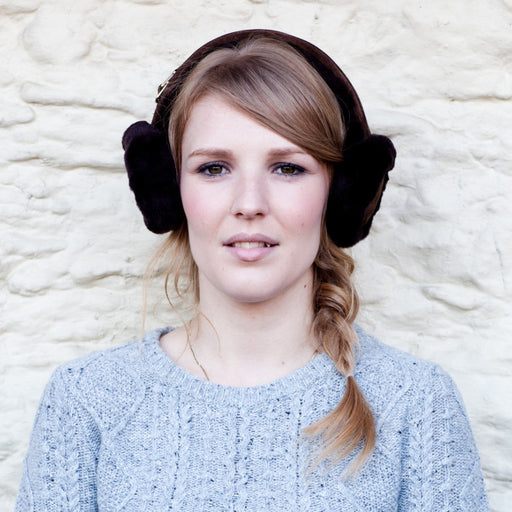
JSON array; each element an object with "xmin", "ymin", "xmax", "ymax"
[
  {"xmin": 48, "ymin": 327, "xmax": 170, "ymax": 433},
  {"xmin": 354, "ymin": 327, "xmax": 488, "ymax": 509},
  {"xmin": 355, "ymin": 323, "xmax": 453, "ymax": 385},
  {"xmin": 353, "ymin": 325, "xmax": 466, "ymax": 422}
]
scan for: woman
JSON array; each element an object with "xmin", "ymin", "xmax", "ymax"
[{"xmin": 16, "ymin": 29, "xmax": 488, "ymax": 511}]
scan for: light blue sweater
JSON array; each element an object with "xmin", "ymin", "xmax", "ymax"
[{"xmin": 16, "ymin": 326, "xmax": 488, "ymax": 511}]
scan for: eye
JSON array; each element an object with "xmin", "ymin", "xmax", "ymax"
[
  {"xmin": 197, "ymin": 162, "xmax": 228, "ymax": 176},
  {"xmin": 274, "ymin": 163, "xmax": 306, "ymax": 176}
]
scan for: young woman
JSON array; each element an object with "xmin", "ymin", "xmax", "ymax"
[{"xmin": 16, "ymin": 29, "xmax": 488, "ymax": 511}]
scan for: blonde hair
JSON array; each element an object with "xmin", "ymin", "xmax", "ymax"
[{"xmin": 156, "ymin": 36, "xmax": 375, "ymax": 473}]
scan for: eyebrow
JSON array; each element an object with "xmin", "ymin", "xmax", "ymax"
[{"xmin": 186, "ymin": 147, "xmax": 310, "ymax": 160}]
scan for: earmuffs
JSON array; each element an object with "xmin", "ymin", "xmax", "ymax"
[{"xmin": 122, "ymin": 29, "xmax": 396, "ymax": 248}]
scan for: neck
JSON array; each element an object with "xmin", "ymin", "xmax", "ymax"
[{"xmin": 187, "ymin": 273, "xmax": 319, "ymax": 386}]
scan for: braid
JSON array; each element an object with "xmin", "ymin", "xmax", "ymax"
[{"xmin": 304, "ymin": 227, "xmax": 376, "ymax": 473}]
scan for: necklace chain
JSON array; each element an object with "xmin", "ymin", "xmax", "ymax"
[
  {"xmin": 188, "ymin": 342, "xmax": 210, "ymax": 381},
  {"xmin": 188, "ymin": 341, "xmax": 318, "ymax": 382}
]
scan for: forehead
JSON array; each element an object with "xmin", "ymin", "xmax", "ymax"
[{"xmin": 182, "ymin": 94, "xmax": 306, "ymax": 156}]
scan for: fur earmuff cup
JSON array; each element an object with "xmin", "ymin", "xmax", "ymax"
[
  {"xmin": 326, "ymin": 135, "xmax": 396, "ymax": 247},
  {"xmin": 123, "ymin": 121, "xmax": 184, "ymax": 233}
]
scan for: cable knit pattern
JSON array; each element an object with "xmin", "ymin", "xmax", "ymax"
[{"xmin": 15, "ymin": 326, "xmax": 488, "ymax": 511}]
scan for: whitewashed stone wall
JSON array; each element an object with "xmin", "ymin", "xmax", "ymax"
[{"xmin": 1, "ymin": 0, "xmax": 511, "ymax": 509}]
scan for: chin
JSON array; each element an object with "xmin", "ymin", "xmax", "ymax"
[
  {"xmin": 221, "ymin": 276, "xmax": 308, "ymax": 306},
  {"xmin": 199, "ymin": 266, "xmax": 314, "ymax": 307},
  {"xmin": 224, "ymin": 287, "xmax": 282, "ymax": 305}
]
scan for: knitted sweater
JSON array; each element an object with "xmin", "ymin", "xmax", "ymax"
[{"xmin": 16, "ymin": 326, "xmax": 488, "ymax": 511}]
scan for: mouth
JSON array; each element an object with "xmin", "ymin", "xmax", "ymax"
[
  {"xmin": 229, "ymin": 241, "xmax": 274, "ymax": 249},
  {"xmin": 223, "ymin": 233, "xmax": 278, "ymax": 248},
  {"xmin": 223, "ymin": 234, "xmax": 278, "ymax": 261}
]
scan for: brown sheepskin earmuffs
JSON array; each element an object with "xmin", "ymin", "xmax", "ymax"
[{"xmin": 122, "ymin": 29, "xmax": 396, "ymax": 247}]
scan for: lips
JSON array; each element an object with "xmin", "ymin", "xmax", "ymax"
[
  {"xmin": 223, "ymin": 233, "xmax": 278, "ymax": 247},
  {"xmin": 223, "ymin": 233, "xmax": 278, "ymax": 262}
]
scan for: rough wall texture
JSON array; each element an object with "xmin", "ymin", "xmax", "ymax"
[{"xmin": 1, "ymin": 0, "xmax": 511, "ymax": 509}]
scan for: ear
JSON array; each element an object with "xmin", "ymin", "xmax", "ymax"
[
  {"xmin": 326, "ymin": 135, "xmax": 396, "ymax": 247},
  {"xmin": 122, "ymin": 121, "xmax": 185, "ymax": 233}
]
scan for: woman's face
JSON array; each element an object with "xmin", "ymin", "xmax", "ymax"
[{"xmin": 180, "ymin": 94, "xmax": 330, "ymax": 305}]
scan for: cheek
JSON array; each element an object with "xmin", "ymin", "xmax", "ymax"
[
  {"xmin": 181, "ymin": 198, "xmax": 202, "ymax": 230},
  {"xmin": 180, "ymin": 182, "xmax": 216, "ymax": 232},
  {"xmin": 287, "ymin": 185, "xmax": 328, "ymax": 233}
]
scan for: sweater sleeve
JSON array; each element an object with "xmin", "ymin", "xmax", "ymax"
[
  {"xmin": 15, "ymin": 366, "xmax": 100, "ymax": 512},
  {"xmin": 400, "ymin": 365, "xmax": 489, "ymax": 512}
]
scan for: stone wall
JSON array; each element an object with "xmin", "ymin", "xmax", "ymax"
[{"xmin": 1, "ymin": 0, "xmax": 511, "ymax": 509}]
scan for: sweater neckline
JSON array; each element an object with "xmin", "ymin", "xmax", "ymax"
[{"xmin": 139, "ymin": 326, "xmax": 340, "ymax": 403}]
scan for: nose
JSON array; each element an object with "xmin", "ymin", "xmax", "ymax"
[{"xmin": 230, "ymin": 170, "xmax": 269, "ymax": 219}]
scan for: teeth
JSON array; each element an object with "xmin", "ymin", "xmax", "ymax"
[{"xmin": 232, "ymin": 242, "xmax": 270, "ymax": 248}]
